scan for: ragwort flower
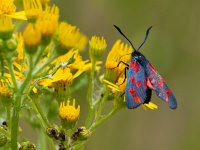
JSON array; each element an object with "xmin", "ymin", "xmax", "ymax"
[
  {"xmin": 89, "ymin": 36, "xmax": 107, "ymax": 60},
  {"xmin": 55, "ymin": 22, "xmax": 87, "ymax": 54},
  {"xmin": 104, "ymin": 40, "xmax": 132, "ymax": 83},
  {"xmin": 59, "ymin": 99, "xmax": 80, "ymax": 123},
  {"xmin": 0, "ymin": 0, "xmax": 26, "ymax": 20},
  {"xmin": 23, "ymin": 0, "xmax": 42, "ymax": 22},
  {"xmin": 36, "ymin": 5, "xmax": 59, "ymax": 42}
]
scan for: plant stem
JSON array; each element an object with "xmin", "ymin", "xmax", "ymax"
[
  {"xmin": 6, "ymin": 107, "xmax": 11, "ymax": 130},
  {"xmin": 6, "ymin": 60, "xmax": 18, "ymax": 89},
  {"xmin": 94, "ymin": 89, "xmax": 108, "ymax": 121},
  {"xmin": 11, "ymin": 56, "xmax": 34, "ymax": 150},
  {"xmin": 90, "ymin": 108, "xmax": 117, "ymax": 132},
  {"xmin": 10, "ymin": 94, "xmax": 21, "ymax": 150},
  {"xmin": 33, "ymin": 98, "xmax": 49, "ymax": 126},
  {"xmin": 85, "ymin": 59, "xmax": 96, "ymax": 127}
]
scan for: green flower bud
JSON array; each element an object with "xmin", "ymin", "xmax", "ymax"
[
  {"xmin": 72, "ymin": 127, "xmax": 91, "ymax": 141},
  {"xmin": 46, "ymin": 124, "xmax": 60, "ymax": 140},
  {"xmin": 89, "ymin": 36, "xmax": 107, "ymax": 60},
  {"xmin": 5, "ymin": 34, "xmax": 18, "ymax": 51},
  {"xmin": 0, "ymin": 132, "xmax": 7, "ymax": 147},
  {"xmin": 19, "ymin": 141, "xmax": 36, "ymax": 150}
]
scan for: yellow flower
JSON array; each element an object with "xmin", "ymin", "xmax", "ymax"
[
  {"xmin": 36, "ymin": 5, "xmax": 59, "ymax": 40},
  {"xmin": 104, "ymin": 40, "xmax": 132, "ymax": 82},
  {"xmin": 0, "ymin": 0, "xmax": 16, "ymax": 15},
  {"xmin": 59, "ymin": 99, "xmax": 80, "ymax": 123},
  {"xmin": 0, "ymin": 80, "xmax": 11, "ymax": 97},
  {"xmin": 55, "ymin": 22, "xmax": 87, "ymax": 54},
  {"xmin": 0, "ymin": 0, "xmax": 26, "ymax": 20},
  {"xmin": 104, "ymin": 79, "xmax": 158, "ymax": 110},
  {"xmin": 23, "ymin": 23, "xmax": 41, "ymax": 52},
  {"xmin": 23, "ymin": 0, "xmax": 42, "ymax": 22},
  {"xmin": 0, "ymin": 16, "xmax": 13, "ymax": 39},
  {"xmin": 16, "ymin": 33, "xmax": 24, "ymax": 62},
  {"xmin": 38, "ymin": 67, "xmax": 73, "ymax": 87},
  {"xmin": 89, "ymin": 36, "xmax": 107, "ymax": 59}
]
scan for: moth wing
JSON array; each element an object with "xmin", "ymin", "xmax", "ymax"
[
  {"xmin": 125, "ymin": 61, "xmax": 147, "ymax": 109},
  {"xmin": 145, "ymin": 62, "xmax": 177, "ymax": 109}
]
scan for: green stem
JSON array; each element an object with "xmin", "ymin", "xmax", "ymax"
[
  {"xmin": 90, "ymin": 108, "xmax": 117, "ymax": 132},
  {"xmin": 37, "ymin": 129, "xmax": 46, "ymax": 150},
  {"xmin": 94, "ymin": 90, "xmax": 108, "ymax": 121},
  {"xmin": 28, "ymin": 98, "xmax": 56, "ymax": 150},
  {"xmin": 28, "ymin": 97, "xmax": 48, "ymax": 128},
  {"xmin": 10, "ymin": 94, "xmax": 21, "ymax": 150},
  {"xmin": 11, "ymin": 57, "xmax": 34, "ymax": 150},
  {"xmin": 85, "ymin": 59, "xmax": 96, "ymax": 127},
  {"xmin": 6, "ymin": 107, "xmax": 11, "ymax": 130},
  {"xmin": 33, "ymin": 98, "xmax": 49, "ymax": 126},
  {"xmin": 6, "ymin": 60, "xmax": 18, "ymax": 89}
]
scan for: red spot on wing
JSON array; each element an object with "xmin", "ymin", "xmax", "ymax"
[
  {"xmin": 129, "ymin": 88, "xmax": 136, "ymax": 95},
  {"xmin": 149, "ymin": 63, "xmax": 156, "ymax": 73},
  {"xmin": 147, "ymin": 78, "xmax": 154, "ymax": 89},
  {"xmin": 134, "ymin": 62, "xmax": 140, "ymax": 72},
  {"xmin": 165, "ymin": 90, "xmax": 171, "ymax": 102},
  {"xmin": 133, "ymin": 96, "xmax": 141, "ymax": 103},
  {"xmin": 166, "ymin": 90, "xmax": 171, "ymax": 95},
  {"xmin": 136, "ymin": 81, "xmax": 142, "ymax": 87},
  {"xmin": 161, "ymin": 78, "xmax": 165, "ymax": 83},
  {"xmin": 130, "ymin": 76, "xmax": 135, "ymax": 83},
  {"xmin": 129, "ymin": 61, "xmax": 135, "ymax": 69},
  {"xmin": 157, "ymin": 81, "xmax": 163, "ymax": 87}
]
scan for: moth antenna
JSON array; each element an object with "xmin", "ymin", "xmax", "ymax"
[
  {"xmin": 137, "ymin": 26, "xmax": 152, "ymax": 51},
  {"xmin": 113, "ymin": 25, "xmax": 136, "ymax": 51}
]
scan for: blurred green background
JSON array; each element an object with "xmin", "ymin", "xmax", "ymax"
[
  {"xmin": 17, "ymin": 0, "xmax": 200, "ymax": 149},
  {"xmin": 52, "ymin": 0, "xmax": 200, "ymax": 150}
]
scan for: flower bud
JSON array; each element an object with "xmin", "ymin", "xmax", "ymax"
[
  {"xmin": 5, "ymin": 34, "xmax": 18, "ymax": 51},
  {"xmin": 72, "ymin": 127, "xmax": 91, "ymax": 141},
  {"xmin": 59, "ymin": 99, "xmax": 80, "ymax": 129},
  {"xmin": 23, "ymin": 23, "xmax": 41, "ymax": 54},
  {"xmin": 19, "ymin": 141, "xmax": 36, "ymax": 150},
  {"xmin": 0, "ymin": 16, "xmax": 13, "ymax": 40},
  {"xmin": 46, "ymin": 124, "xmax": 60, "ymax": 140},
  {"xmin": 89, "ymin": 36, "xmax": 106, "ymax": 60},
  {"xmin": 0, "ymin": 133, "xmax": 7, "ymax": 147}
]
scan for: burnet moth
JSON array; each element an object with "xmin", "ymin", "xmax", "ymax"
[{"xmin": 114, "ymin": 25, "xmax": 177, "ymax": 109}]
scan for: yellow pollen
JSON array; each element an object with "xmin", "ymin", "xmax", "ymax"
[{"xmin": 59, "ymin": 99, "xmax": 80, "ymax": 123}]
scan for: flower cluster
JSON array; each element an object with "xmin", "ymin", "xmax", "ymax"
[{"xmin": 0, "ymin": 0, "xmax": 158, "ymax": 149}]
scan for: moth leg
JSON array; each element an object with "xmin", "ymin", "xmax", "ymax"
[
  {"xmin": 110, "ymin": 61, "xmax": 129, "ymax": 70},
  {"xmin": 117, "ymin": 66, "xmax": 129, "ymax": 85},
  {"xmin": 144, "ymin": 87, "xmax": 152, "ymax": 104},
  {"xmin": 120, "ymin": 92, "xmax": 125, "ymax": 97}
]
